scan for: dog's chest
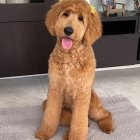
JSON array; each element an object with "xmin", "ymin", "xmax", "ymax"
[
  {"xmin": 57, "ymin": 52, "xmax": 84, "ymax": 78},
  {"xmin": 62, "ymin": 62, "xmax": 78, "ymax": 76},
  {"xmin": 49, "ymin": 47, "xmax": 95, "ymax": 87}
]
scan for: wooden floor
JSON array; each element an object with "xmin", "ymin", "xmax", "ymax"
[{"xmin": 0, "ymin": 67, "xmax": 140, "ymax": 110}]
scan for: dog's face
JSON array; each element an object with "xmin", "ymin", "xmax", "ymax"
[
  {"xmin": 46, "ymin": 0, "xmax": 102, "ymax": 50},
  {"xmin": 54, "ymin": 7, "xmax": 87, "ymax": 50},
  {"xmin": 54, "ymin": 6, "xmax": 89, "ymax": 50}
]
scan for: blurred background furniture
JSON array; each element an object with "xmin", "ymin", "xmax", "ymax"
[
  {"xmin": 0, "ymin": 0, "xmax": 139, "ymax": 78},
  {"xmin": 100, "ymin": 0, "xmax": 125, "ymax": 16}
]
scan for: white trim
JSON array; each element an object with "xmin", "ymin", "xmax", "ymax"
[
  {"xmin": 96, "ymin": 64, "xmax": 140, "ymax": 71},
  {"xmin": 0, "ymin": 73, "xmax": 48, "ymax": 80},
  {"xmin": 0, "ymin": 64, "xmax": 140, "ymax": 80}
]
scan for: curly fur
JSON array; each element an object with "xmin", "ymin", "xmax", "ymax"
[{"xmin": 35, "ymin": 0, "xmax": 114, "ymax": 140}]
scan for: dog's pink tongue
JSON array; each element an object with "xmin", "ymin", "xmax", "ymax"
[{"xmin": 62, "ymin": 38, "xmax": 72, "ymax": 50}]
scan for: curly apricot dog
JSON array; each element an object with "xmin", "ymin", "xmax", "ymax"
[{"xmin": 35, "ymin": 0, "xmax": 114, "ymax": 139}]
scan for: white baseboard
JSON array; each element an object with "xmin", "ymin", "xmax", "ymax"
[
  {"xmin": 0, "ymin": 73, "xmax": 48, "ymax": 80},
  {"xmin": 0, "ymin": 64, "xmax": 140, "ymax": 80},
  {"xmin": 96, "ymin": 64, "xmax": 140, "ymax": 71}
]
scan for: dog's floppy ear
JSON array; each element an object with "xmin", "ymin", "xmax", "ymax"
[
  {"xmin": 45, "ymin": 3, "xmax": 62, "ymax": 36},
  {"xmin": 83, "ymin": 12, "xmax": 102, "ymax": 46}
]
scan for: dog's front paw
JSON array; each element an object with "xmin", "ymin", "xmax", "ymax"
[
  {"xmin": 35, "ymin": 130, "xmax": 49, "ymax": 140},
  {"xmin": 98, "ymin": 118, "xmax": 114, "ymax": 134}
]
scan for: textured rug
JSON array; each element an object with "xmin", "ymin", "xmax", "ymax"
[{"xmin": 0, "ymin": 96, "xmax": 140, "ymax": 140}]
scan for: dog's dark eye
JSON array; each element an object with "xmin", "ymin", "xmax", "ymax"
[
  {"xmin": 63, "ymin": 12, "xmax": 69, "ymax": 17},
  {"xmin": 78, "ymin": 15, "xmax": 84, "ymax": 22}
]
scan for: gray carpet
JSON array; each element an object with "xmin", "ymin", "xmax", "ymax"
[{"xmin": 0, "ymin": 96, "xmax": 140, "ymax": 140}]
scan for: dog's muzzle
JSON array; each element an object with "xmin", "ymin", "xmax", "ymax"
[{"xmin": 64, "ymin": 27, "xmax": 74, "ymax": 36}]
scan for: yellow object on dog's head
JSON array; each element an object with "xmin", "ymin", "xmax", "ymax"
[
  {"xmin": 58, "ymin": 0, "xmax": 97, "ymax": 15},
  {"xmin": 90, "ymin": 5, "xmax": 96, "ymax": 14}
]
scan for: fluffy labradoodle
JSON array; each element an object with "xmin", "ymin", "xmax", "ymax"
[{"xmin": 35, "ymin": 0, "xmax": 114, "ymax": 139}]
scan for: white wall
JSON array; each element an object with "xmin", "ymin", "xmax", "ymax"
[{"xmin": 0, "ymin": 0, "xmax": 6, "ymax": 3}]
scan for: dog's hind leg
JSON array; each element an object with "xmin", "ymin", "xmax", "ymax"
[
  {"xmin": 42, "ymin": 99, "xmax": 72, "ymax": 126},
  {"xmin": 42, "ymin": 99, "xmax": 47, "ymax": 111},
  {"xmin": 89, "ymin": 90, "xmax": 114, "ymax": 134},
  {"xmin": 60, "ymin": 107, "xmax": 72, "ymax": 126}
]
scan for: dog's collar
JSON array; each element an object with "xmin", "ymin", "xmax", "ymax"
[{"xmin": 58, "ymin": 0, "xmax": 97, "ymax": 15}]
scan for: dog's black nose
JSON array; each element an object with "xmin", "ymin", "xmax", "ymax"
[{"xmin": 64, "ymin": 27, "xmax": 74, "ymax": 36}]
